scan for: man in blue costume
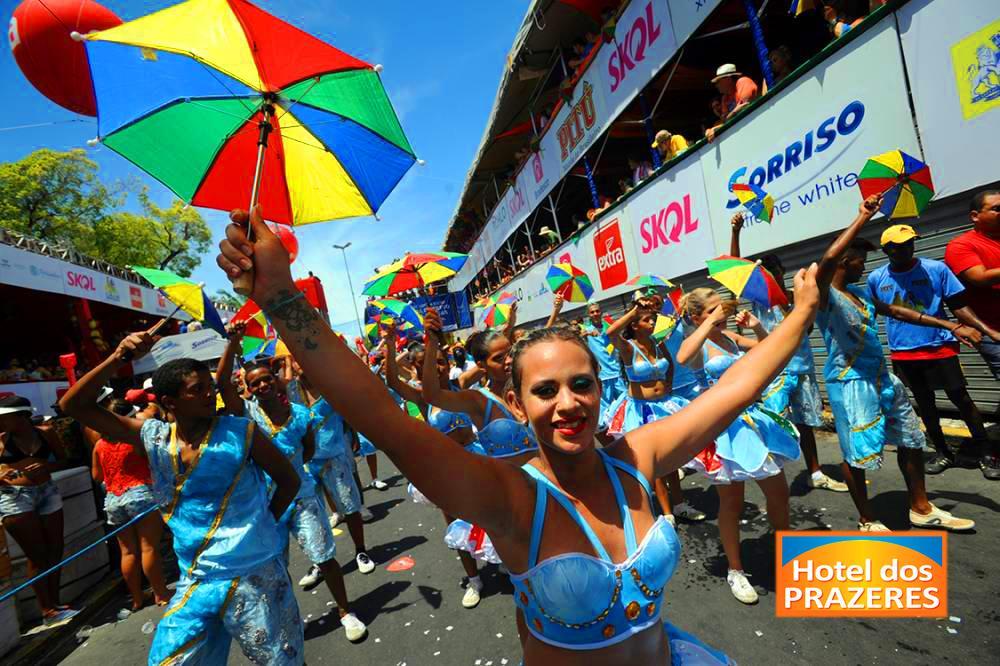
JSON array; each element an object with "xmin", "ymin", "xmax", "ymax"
[{"xmin": 60, "ymin": 332, "xmax": 305, "ymax": 665}]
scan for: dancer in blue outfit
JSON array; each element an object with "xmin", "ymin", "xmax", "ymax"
[
  {"xmin": 814, "ymin": 195, "xmax": 976, "ymax": 533},
  {"xmin": 676, "ymin": 289, "xmax": 801, "ymax": 605},
  {"xmin": 61, "ymin": 338, "xmax": 305, "ymax": 665},
  {"xmin": 602, "ymin": 297, "xmax": 706, "ymax": 525},
  {"xmin": 383, "ymin": 324, "xmax": 487, "ymax": 608},
  {"xmin": 217, "ymin": 206, "xmax": 825, "ymax": 664},
  {"xmin": 547, "ymin": 295, "xmax": 625, "ymax": 415},
  {"xmin": 730, "ymin": 213, "xmax": 850, "ymax": 494},
  {"xmin": 216, "ymin": 351, "xmax": 369, "ymax": 643}
]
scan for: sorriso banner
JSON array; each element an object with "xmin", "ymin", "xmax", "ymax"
[{"xmin": 699, "ymin": 14, "xmax": 922, "ymax": 257}]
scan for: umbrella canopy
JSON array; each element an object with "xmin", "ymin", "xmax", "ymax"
[
  {"xmin": 483, "ymin": 303, "xmax": 512, "ymax": 329},
  {"xmin": 230, "ymin": 299, "xmax": 274, "ymax": 355},
  {"xmin": 705, "ymin": 256, "xmax": 788, "ymax": 308},
  {"xmin": 546, "ymin": 263, "xmax": 595, "ymax": 303},
  {"xmin": 365, "ymin": 299, "xmax": 424, "ymax": 331},
  {"xmin": 246, "ymin": 337, "xmax": 289, "ymax": 360},
  {"xmin": 651, "ymin": 314, "xmax": 678, "ymax": 342},
  {"xmin": 858, "ymin": 150, "xmax": 934, "ymax": 219},
  {"xmin": 130, "ymin": 265, "xmax": 226, "ymax": 336},
  {"xmin": 362, "ymin": 252, "xmax": 468, "ymax": 297},
  {"xmin": 83, "ymin": 0, "xmax": 415, "ymax": 225},
  {"xmin": 731, "ymin": 182, "xmax": 775, "ymax": 224},
  {"xmin": 626, "ymin": 274, "xmax": 676, "ymax": 289}
]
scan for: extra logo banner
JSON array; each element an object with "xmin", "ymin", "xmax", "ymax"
[{"xmin": 776, "ymin": 532, "xmax": 947, "ymax": 618}]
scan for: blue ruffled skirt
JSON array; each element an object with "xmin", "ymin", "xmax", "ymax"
[
  {"xmin": 602, "ymin": 392, "xmax": 690, "ymax": 436},
  {"xmin": 689, "ymin": 404, "xmax": 800, "ymax": 485},
  {"xmin": 666, "ymin": 621, "xmax": 734, "ymax": 664}
]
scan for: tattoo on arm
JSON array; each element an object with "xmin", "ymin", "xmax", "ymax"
[{"xmin": 265, "ymin": 290, "xmax": 322, "ymax": 350}]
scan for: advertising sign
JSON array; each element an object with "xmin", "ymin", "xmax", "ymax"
[
  {"xmin": 666, "ymin": 0, "xmax": 723, "ymax": 46},
  {"xmin": 131, "ymin": 329, "xmax": 229, "ymax": 374},
  {"xmin": 409, "ymin": 293, "xmax": 458, "ymax": 332},
  {"xmin": 898, "ymin": 0, "xmax": 1000, "ymax": 197},
  {"xmin": 700, "ymin": 15, "xmax": 921, "ymax": 256}
]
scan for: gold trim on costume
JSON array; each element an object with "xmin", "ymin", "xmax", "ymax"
[
  {"xmin": 184, "ymin": 452, "xmax": 250, "ymax": 578},
  {"xmin": 162, "ymin": 581, "xmax": 201, "ymax": 619},
  {"xmin": 219, "ymin": 577, "xmax": 242, "ymax": 619},
  {"xmin": 163, "ymin": 420, "xmax": 217, "ymax": 523}
]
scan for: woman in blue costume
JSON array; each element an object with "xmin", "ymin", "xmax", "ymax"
[
  {"xmin": 218, "ymin": 359, "xmax": 368, "ymax": 642},
  {"xmin": 676, "ymin": 289, "xmax": 801, "ymax": 605},
  {"xmin": 61, "ymin": 341, "xmax": 305, "ymax": 665},
  {"xmin": 216, "ymin": 207, "xmax": 824, "ymax": 665},
  {"xmin": 383, "ymin": 324, "xmax": 488, "ymax": 608},
  {"xmin": 602, "ymin": 297, "xmax": 706, "ymax": 526}
]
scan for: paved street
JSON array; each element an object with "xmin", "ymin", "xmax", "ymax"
[{"xmin": 59, "ymin": 432, "xmax": 999, "ymax": 665}]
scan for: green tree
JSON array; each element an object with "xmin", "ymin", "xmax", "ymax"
[
  {"xmin": 213, "ymin": 289, "xmax": 245, "ymax": 310},
  {"xmin": 0, "ymin": 149, "xmax": 213, "ymax": 277}
]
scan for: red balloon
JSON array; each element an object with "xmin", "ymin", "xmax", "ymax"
[
  {"xmin": 8, "ymin": 0, "xmax": 122, "ymax": 116},
  {"xmin": 267, "ymin": 222, "xmax": 299, "ymax": 264}
]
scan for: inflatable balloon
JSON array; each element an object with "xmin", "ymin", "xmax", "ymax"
[
  {"xmin": 267, "ymin": 222, "xmax": 299, "ymax": 264},
  {"xmin": 8, "ymin": 0, "xmax": 122, "ymax": 116}
]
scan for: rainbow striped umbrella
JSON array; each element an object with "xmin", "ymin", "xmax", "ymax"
[
  {"xmin": 857, "ymin": 150, "xmax": 934, "ymax": 219},
  {"xmin": 546, "ymin": 263, "xmax": 594, "ymax": 303},
  {"xmin": 483, "ymin": 302, "xmax": 512, "ymax": 329},
  {"xmin": 626, "ymin": 274, "xmax": 676, "ymax": 289},
  {"xmin": 83, "ymin": 0, "xmax": 415, "ymax": 226},
  {"xmin": 705, "ymin": 256, "xmax": 788, "ymax": 308},
  {"xmin": 651, "ymin": 314, "xmax": 678, "ymax": 342},
  {"xmin": 362, "ymin": 252, "xmax": 468, "ymax": 297},
  {"xmin": 131, "ymin": 265, "xmax": 226, "ymax": 337},
  {"xmin": 365, "ymin": 299, "xmax": 424, "ymax": 331}
]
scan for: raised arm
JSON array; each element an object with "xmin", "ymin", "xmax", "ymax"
[
  {"xmin": 729, "ymin": 213, "xmax": 743, "ymax": 257},
  {"xmin": 634, "ymin": 265, "xmax": 820, "ymax": 476},
  {"xmin": 59, "ymin": 332, "xmax": 156, "ymax": 449},
  {"xmin": 502, "ymin": 301, "xmax": 519, "ymax": 342},
  {"xmin": 457, "ymin": 364, "xmax": 486, "ymax": 389},
  {"xmin": 217, "ymin": 209, "xmax": 521, "ymax": 536},
  {"xmin": 676, "ymin": 305, "xmax": 727, "ymax": 365},
  {"xmin": 733, "ymin": 310, "xmax": 767, "ymax": 348},
  {"xmin": 383, "ymin": 324, "xmax": 424, "ymax": 404},
  {"xmin": 545, "ymin": 294, "xmax": 564, "ymax": 328},
  {"xmin": 817, "ymin": 195, "xmax": 883, "ymax": 305},
  {"xmin": 419, "ymin": 309, "xmax": 489, "ymax": 421},
  {"xmin": 215, "ymin": 321, "xmax": 246, "ymax": 416}
]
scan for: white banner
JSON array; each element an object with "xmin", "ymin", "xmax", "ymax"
[
  {"xmin": 623, "ymin": 156, "xmax": 717, "ymax": 278},
  {"xmin": 699, "ymin": 15, "xmax": 922, "ymax": 257},
  {"xmin": 596, "ymin": 0, "xmax": 679, "ymax": 121},
  {"xmin": 0, "ymin": 244, "xmax": 180, "ymax": 318},
  {"xmin": 897, "ymin": 0, "xmax": 1000, "ymax": 199},
  {"xmin": 666, "ymin": 0, "xmax": 723, "ymax": 46},
  {"xmin": 131, "ymin": 329, "xmax": 229, "ymax": 374}
]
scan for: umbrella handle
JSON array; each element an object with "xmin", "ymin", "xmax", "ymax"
[
  {"xmin": 234, "ymin": 105, "xmax": 275, "ymax": 297},
  {"xmin": 119, "ymin": 312, "xmax": 176, "ymax": 362}
]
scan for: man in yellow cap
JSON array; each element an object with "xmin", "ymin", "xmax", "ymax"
[
  {"xmin": 867, "ymin": 224, "xmax": 1000, "ymax": 480},
  {"xmin": 651, "ymin": 129, "xmax": 689, "ymax": 165}
]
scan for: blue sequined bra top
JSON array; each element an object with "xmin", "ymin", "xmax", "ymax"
[
  {"xmin": 702, "ymin": 337, "xmax": 742, "ymax": 383},
  {"xmin": 511, "ymin": 450, "xmax": 681, "ymax": 650},
  {"xmin": 623, "ymin": 340, "xmax": 670, "ymax": 383},
  {"xmin": 427, "ymin": 406, "xmax": 475, "ymax": 435},
  {"xmin": 475, "ymin": 389, "xmax": 538, "ymax": 458}
]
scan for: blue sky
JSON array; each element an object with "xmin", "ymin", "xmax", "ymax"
[{"xmin": 2, "ymin": 0, "xmax": 528, "ymax": 331}]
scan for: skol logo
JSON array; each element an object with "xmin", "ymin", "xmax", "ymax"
[
  {"xmin": 776, "ymin": 532, "xmax": 947, "ymax": 618},
  {"xmin": 638, "ymin": 194, "xmax": 699, "ymax": 253},
  {"xmin": 66, "ymin": 271, "xmax": 95, "ymax": 291},
  {"xmin": 557, "ymin": 82, "xmax": 597, "ymax": 162},
  {"xmin": 607, "ymin": 1, "xmax": 663, "ymax": 94}
]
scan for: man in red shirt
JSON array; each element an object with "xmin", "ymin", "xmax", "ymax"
[
  {"xmin": 945, "ymin": 189, "xmax": 1000, "ymax": 382},
  {"xmin": 705, "ymin": 64, "xmax": 759, "ymax": 141}
]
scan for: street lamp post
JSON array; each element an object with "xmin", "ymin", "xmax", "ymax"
[{"xmin": 333, "ymin": 242, "xmax": 365, "ymax": 341}]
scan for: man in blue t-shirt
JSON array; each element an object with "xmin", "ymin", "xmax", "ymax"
[{"xmin": 868, "ymin": 225, "xmax": 999, "ymax": 480}]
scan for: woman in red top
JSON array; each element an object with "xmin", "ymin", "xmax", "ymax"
[{"xmin": 92, "ymin": 399, "xmax": 172, "ymax": 616}]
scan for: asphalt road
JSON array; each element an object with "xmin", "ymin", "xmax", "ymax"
[{"xmin": 60, "ymin": 431, "xmax": 1000, "ymax": 665}]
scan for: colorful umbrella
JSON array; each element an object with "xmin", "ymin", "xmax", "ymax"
[
  {"xmin": 705, "ymin": 256, "xmax": 788, "ymax": 308},
  {"xmin": 483, "ymin": 302, "xmax": 513, "ymax": 329},
  {"xmin": 365, "ymin": 299, "xmax": 424, "ymax": 331},
  {"xmin": 626, "ymin": 274, "xmax": 675, "ymax": 289},
  {"xmin": 857, "ymin": 150, "xmax": 934, "ymax": 219},
  {"xmin": 246, "ymin": 337, "xmax": 290, "ymax": 360},
  {"xmin": 652, "ymin": 314, "xmax": 679, "ymax": 342},
  {"xmin": 231, "ymin": 299, "xmax": 274, "ymax": 355},
  {"xmin": 362, "ymin": 252, "xmax": 468, "ymax": 297},
  {"xmin": 83, "ymin": 0, "xmax": 415, "ymax": 227},
  {"xmin": 130, "ymin": 265, "xmax": 226, "ymax": 336},
  {"xmin": 546, "ymin": 263, "xmax": 594, "ymax": 303},
  {"xmin": 659, "ymin": 286, "xmax": 684, "ymax": 317},
  {"xmin": 729, "ymin": 171, "xmax": 775, "ymax": 224}
]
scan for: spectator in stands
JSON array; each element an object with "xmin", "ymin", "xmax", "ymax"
[
  {"xmin": 867, "ymin": 224, "xmax": 1000, "ymax": 479},
  {"xmin": 618, "ymin": 177, "xmax": 633, "ymax": 198},
  {"xmin": 516, "ymin": 247, "xmax": 533, "ymax": 270},
  {"xmin": 652, "ymin": 129, "xmax": 690, "ymax": 163},
  {"xmin": 705, "ymin": 64, "xmax": 759, "ymax": 141},
  {"xmin": 762, "ymin": 45, "xmax": 795, "ymax": 94},
  {"xmin": 823, "ymin": 0, "xmax": 867, "ymax": 38},
  {"xmin": 627, "ymin": 156, "xmax": 654, "ymax": 185},
  {"xmin": 945, "ymin": 190, "xmax": 1000, "ymax": 381},
  {"xmin": 93, "ymin": 399, "xmax": 172, "ymax": 618},
  {"xmin": 0, "ymin": 395, "xmax": 76, "ymax": 624},
  {"xmin": 538, "ymin": 226, "xmax": 559, "ymax": 254}
]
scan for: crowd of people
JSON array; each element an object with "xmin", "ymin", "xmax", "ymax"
[{"xmin": 0, "ymin": 186, "xmax": 996, "ymax": 664}]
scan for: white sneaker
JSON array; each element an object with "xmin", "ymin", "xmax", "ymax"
[
  {"xmin": 299, "ymin": 564, "xmax": 323, "ymax": 588},
  {"xmin": 355, "ymin": 552, "xmax": 375, "ymax": 574},
  {"xmin": 910, "ymin": 504, "xmax": 975, "ymax": 532},
  {"xmin": 370, "ymin": 478, "xmax": 388, "ymax": 491},
  {"xmin": 673, "ymin": 502, "xmax": 706, "ymax": 522},
  {"xmin": 359, "ymin": 507, "xmax": 374, "ymax": 522},
  {"xmin": 726, "ymin": 570, "xmax": 758, "ymax": 604},
  {"xmin": 340, "ymin": 612, "xmax": 367, "ymax": 642},
  {"xmin": 328, "ymin": 512, "xmax": 342, "ymax": 528},
  {"xmin": 858, "ymin": 520, "xmax": 891, "ymax": 532},
  {"xmin": 462, "ymin": 577, "xmax": 483, "ymax": 609},
  {"xmin": 809, "ymin": 473, "xmax": 849, "ymax": 493}
]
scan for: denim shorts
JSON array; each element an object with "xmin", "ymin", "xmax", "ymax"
[
  {"xmin": 977, "ymin": 337, "xmax": 1000, "ymax": 380},
  {"xmin": 103, "ymin": 484, "xmax": 157, "ymax": 526},
  {"xmin": 0, "ymin": 480, "xmax": 63, "ymax": 518}
]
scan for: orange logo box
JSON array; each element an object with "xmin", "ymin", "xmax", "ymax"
[{"xmin": 776, "ymin": 531, "xmax": 947, "ymax": 618}]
